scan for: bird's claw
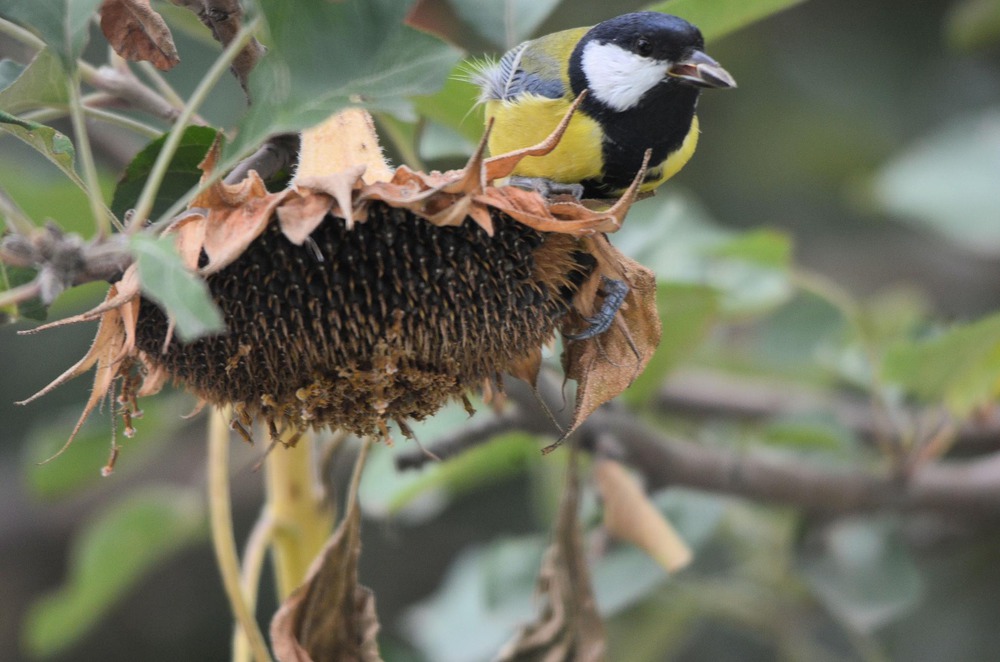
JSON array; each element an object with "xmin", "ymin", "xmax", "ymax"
[
  {"xmin": 564, "ymin": 276, "xmax": 630, "ymax": 340},
  {"xmin": 508, "ymin": 176, "xmax": 585, "ymax": 201}
]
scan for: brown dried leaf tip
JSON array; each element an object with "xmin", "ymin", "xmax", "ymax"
[
  {"xmin": 100, "ymin": 0, "xmax": 180, "ymax": 71},
  {"xmin": 23, "ymin": 104, "xmax": 662, "ymax": 460}
]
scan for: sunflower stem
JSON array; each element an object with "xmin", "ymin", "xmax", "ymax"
[
  {"xmin": 233, "ymin": 508, "xmax": 276, "ymax": 662},
  {"xmin": 66, "ymin": 74, "xmax": 119, "ymax": 236},
  {"xmin": 83, "ymin": 106, "xmax": 162, "ymax": 138},
  {"xmin": 265, "ymin": 430, "xmax": 334, "ymax": 600},
  {"xmin": 207, "ymin": 407, "xmax": 273, "ymax": 662},
  {"xmin": 129, "ymin": 16, "xmax": 260, "ymax": 233},
  {"xmin": 0, "ymin": 17, "xmax": 44, "ymax": 50}
]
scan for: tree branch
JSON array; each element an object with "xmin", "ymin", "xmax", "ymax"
[
  {"xmin": 395, "ymin": 371, "xmax": 1000, "ymax": 520},
  {"xmin": 657, "ymin": 368, "xmax": 1000, "ymax": 450},
  {"xmin": 0, "ymin": 225, "xmax": 131, "ymax": 305},
  {"xmin": 584, "ymin": 410, "xmax": 1000, "ymax": 519}
]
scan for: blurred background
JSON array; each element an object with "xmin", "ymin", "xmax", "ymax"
[{"xmin": 2, "ymin": 0, "xmax": 999, "ymax": 660}]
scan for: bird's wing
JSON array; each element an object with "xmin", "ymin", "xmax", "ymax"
[{"xmin": 477, "ymin": 27, "xmax": 589, "ymax": 102}]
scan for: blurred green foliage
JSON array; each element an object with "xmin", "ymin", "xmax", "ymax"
[
  {"xmin": 1, "ymin": 0, "xmax": 1000, "ymax": 660},
  {"xmin": 22, "ymin": 487, "xmax": 205, "ymax": 657}
]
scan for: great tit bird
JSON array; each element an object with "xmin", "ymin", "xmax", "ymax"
[{"xmin": 476, "ymin": 12, "xmax": 735, "ymax": 200}]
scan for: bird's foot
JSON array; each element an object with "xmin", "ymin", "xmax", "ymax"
[
  {"xmin": 508, "ymin": 176, "xmax": 585, "ymax": 201},
  {"xmin": 564, "ymin": 276, "xmax": 630, "ymax": 340}
]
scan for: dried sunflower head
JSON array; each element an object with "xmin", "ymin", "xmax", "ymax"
[{"xmin": 23, "ymin": 106, "xmax": 661, "ymax": 461}]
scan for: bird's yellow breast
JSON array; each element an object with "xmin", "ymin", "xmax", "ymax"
[
  {"xmin": 485, "ymin": 97, "xmax": 700, "ymax": 194},
  {"xmin": 640, "ymin": 114, "xmax": 699, "ymax": 192},
  {"xmin": 485, "ymin": 95, "xmax": 605, "ymax": 183}
]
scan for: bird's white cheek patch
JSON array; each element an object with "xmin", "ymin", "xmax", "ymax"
[{"xmin": 581, "ymin": 41, "xmax": 668, "ymax": 112}]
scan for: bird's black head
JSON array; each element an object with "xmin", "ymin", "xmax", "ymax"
[
  {"xmin": 568, "ymin": 12, "xmax": 734, "ymax": 111},
  {"xmin": 586, "ymin": 12, "xmax": 705, "ymax": 64}
]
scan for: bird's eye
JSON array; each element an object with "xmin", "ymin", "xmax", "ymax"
[{"xmin": 635, "ymin": 38, "xmax": 652, "ymax": 57}]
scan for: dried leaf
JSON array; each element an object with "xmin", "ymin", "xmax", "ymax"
[
  {"xmin": 293, "ymin": 162, "xmax": 367, "ymax": 233},
  {"xmin": 497, "ymin": 451, "xmax": 605, "ymax": 661},
  {"xmin": 17, "ymin": 286, "xmax": 124, "ymax": 406},
  {"xmin": 562, "ymin": 238, "xmax": 661, "ymax": 438},
  {"xmin": 271, "ymin": 450, "xmax": 383, "ymax": 662},
  {"xmin": 188, "ymin": 139, "xmax": 290, "ymax": 272},
  {"xmin": 169, "ymin": 0, "xmax": 264, "ymax": 95},
  {"xmin": 594, "ymin": 459, "xmax": 692, "ymax": 573},
  {"xmin": 276, "ymin": 190, "xmax": 335, "ymax": 245},
  {"xmin": 18, "ymin": 287, "xmax": 129, "ymax": 463},
  {"xmin": 17, "ymin": 264, "xmax": 141, "ymax": 335},
  {"xmin": 508, "ymin": 347, "xmax": 543, "ymax": 387},
  {"xmin": 100, "ymin": 0, "xmax": 180, "ymax": 70},
  {"xmin": 171, "ymin": 212, "xmax": 208, "ymax": 269}
]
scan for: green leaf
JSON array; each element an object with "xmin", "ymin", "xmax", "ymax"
[
  {"xmin": 232, "ymin": 0, "xmax": 462, "ymax": 159},
  {"xmin": 131, "ymin": 234, "xmax": 225, "ymax": 342},
  {"xmin": 623, "ymin": 283, "xmax": 720, "ymax": 405},
  {"xmin": 0, "ymin": 59, "xmax": 24, "ymax": 91},
  {"xmin": 709, "ymin": 228, "xmax": 792, "ymax": 269},
  {"xmin": 420, "ymin": 121, "xmax": 475, "ymax": 161},
  {"xmin": 871, "ymin": 110, "xmax": 1000, "ymax": 256},
  {"xmin": 946, "ymin": 0, "xmax": 1000, "ymax": 51},
  {"xmin": 798, "ymin": 516, "xmax": 924, "ymax": 633},
  {"xmin": 388, "ymin": 433, "xmax": 537, "ymax": 515},
  {"xmin": 412, "ymin": 68, "xmax": 485, "ymax": 145},
  {"xmin": 0, "ymin": 0, "xmax": 104, "ymax": 72},
  {"xmin": 0, "ymin": 109, "xmax": 85, "ymax": 188},
  {"xmin": 22, "ymin": 395, "xmax": 192, "ymax": 500},
  {"xmin": 615, "ymin": 190, "xmax": 793, "ymax": 315},
  {"xmin": 405, "ymin": 536, "xmax": 547, "ymax": 662},
  {"xmin": 449, "ymin": 0, "xmax": 562, "ymax": 49},
  {"xmin": 648, "ymin": 0, "xmax": 807, "ymax": 41},
  {"xmin": 0, "ymin": 261, "xmax": 47, "ymax": 321},
  {"xmin": 361, "ymin": 400, "xmax": 539, "ymax": 521},
  {"xmin": 884, "ymin": 312, "xmax": 1000, "ymax": 417},
  {"xmin": 111, "ymin": 126, "xmax": 217, "ymax": 221},
  {"xmin": 0, "ymin": 162, "xmax": 110, "ymax": 238},
  {"xmin": 22, "ymin": 486, "xmax": 205, "ymax": 657},
  {"xmin": 752, "ymin": 294, "xmax": 846, "ymax": 375},
  {"xmin": 0, "ymin": 49, "xmax": 69, "ymax": 113},
  {"xmin": 760, "ymin": 413, "xmax": 856, "ymax": 455}
]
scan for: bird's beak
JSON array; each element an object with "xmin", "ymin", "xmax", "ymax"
[{"xmin": 667, "ymin": 50, "xmax": 736, "ymax": 89}]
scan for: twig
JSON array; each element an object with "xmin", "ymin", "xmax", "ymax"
[
  {"xmin": 233, "ymin": 508, "xmax": 276, "ymax": 662},
  {"xmin": 0, "ymin": 227, "xmax": 132, "ymax": 304},
  {"xmin": 396, "ymin": 371, "xmax": 1000, "ymax": 520},
  {"xmin": 656, "ymin": 368, "xmax": 1000, "ymax": 451},
  {"xmin": 0, "ymin": 188, "xmax": 36, "ymax": 235},
  {"xmin": 394, "ymin": 408, "xmax": 523, "ymax": 471},
  {"xmin": 207, "ymin": 407, "xmax": 273, "ymax": 662},
  {"xmin": 129, "ymin": 16, "xmax": 261, "ymax": 232},
  {"xmin": 81, "ymin": 63, "xmax": 189, "ymax": 125},
  {"xmin": 792, "ymin": 268, "xmax": 904, "ymax": 464},
  {"xmin": 67, "ymin": 74, "xmax": 119, "ymax": 236},
  {"xmin": 84, "ymin": 105, "xmax": 162, "ymax": 138},
  {"xmin": 136, "ymin": 60, "xmax": 187, "ymax": 109},
  {"xmin": 0, "ymin": 279, "xmax": 41, "ymax": 309},
  {"xmin": 224, "ymin": 133, "xmax": 300, "ymax": 185},
  {"xmin": 583, "ymin": 410, "xmax": 1000, "ymax": 519}
]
